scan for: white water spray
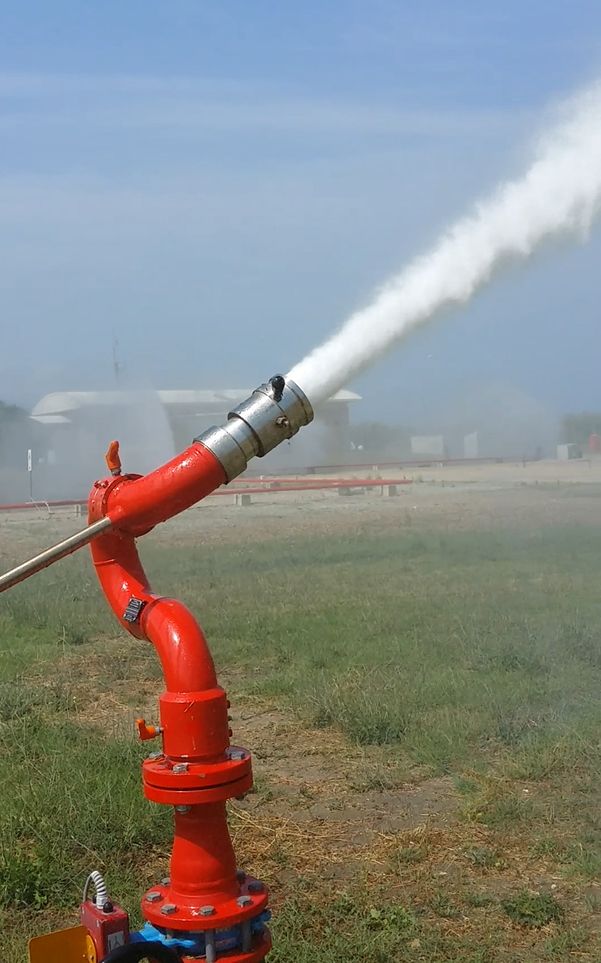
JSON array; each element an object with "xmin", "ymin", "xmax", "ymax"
[{"xmin": 288, "ymin": 83, "xmax": 601, "ymax": 404}]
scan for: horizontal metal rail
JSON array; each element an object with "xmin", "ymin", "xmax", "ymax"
[
  {"xmin": 0, "ymin": 478, "xmax": 412, "ymax": 513},
  {"xmin": 300, "ymin": 456, "xmax": 537, "ymax": 474}
]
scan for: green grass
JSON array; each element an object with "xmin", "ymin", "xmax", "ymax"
[
  {"xmin": 502, "ymin": 890, "xmax": 564, "ymax": 928},
  {"xmin": 2, "ymin": 522, "xmax": 601, "ymax": 959},
  {"xmin": 145, "ymin": 525, "xmax": 601, "ymax": 777},
  {"xmin": 269, "ymin": 884, "xmax": 505, "ymax": 963},
  {"xmin": 0, "ymin": 717, "xmax": 170, "ymax": 912}
]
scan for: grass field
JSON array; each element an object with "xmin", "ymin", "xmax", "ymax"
[{"xmin": 1, "ymin": 501, "xmax": 601, "ymax": 961}]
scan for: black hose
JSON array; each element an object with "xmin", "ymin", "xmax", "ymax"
[{"xmin": 100, "ymin": 941, "xmax": 182, "ymax": 963}]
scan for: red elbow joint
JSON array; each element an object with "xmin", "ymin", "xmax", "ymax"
[{"xmin": 108, "ymin": 445, "xmax": 226, "ymax": 535}]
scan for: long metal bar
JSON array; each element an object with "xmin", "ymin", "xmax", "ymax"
[{"xmin": 0, "ymin": 517, "xmax": 112, "ymax": 594}]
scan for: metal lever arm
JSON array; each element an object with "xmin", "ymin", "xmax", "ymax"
[{"xmin": 0, "ymin": 517, "xmax": 112, "ymax": 594}]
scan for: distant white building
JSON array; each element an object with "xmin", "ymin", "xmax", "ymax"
[
  {"xmin": 29, "ymin": 387, "xmax": 360, "ymax": 498},
  {"xmin": 413, "ymin": 382, "xmax": 558, "ymax": 460},
  {"xmin": 410, "ymin": 435, "xmax": 446, "ymax": 458}
]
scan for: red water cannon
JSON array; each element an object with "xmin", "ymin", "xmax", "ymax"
[{"xmin": 1, "ymin": 377, "xmax": 313, "ymax": 963}]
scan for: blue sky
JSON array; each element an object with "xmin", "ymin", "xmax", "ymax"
[{"xmin": 2, "ymin": 1, "xmax": 601, "ymax": 425}]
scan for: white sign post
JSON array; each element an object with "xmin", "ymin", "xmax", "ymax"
[{"xmin": 27, "ymin": 448, "xmax": 33, "ymax": 501}]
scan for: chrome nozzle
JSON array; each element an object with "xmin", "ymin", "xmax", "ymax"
[{"xmin": 195, "ymin": 375, "xmax": 313, "ymax": 482}]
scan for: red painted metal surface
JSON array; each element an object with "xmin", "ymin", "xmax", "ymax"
[
  {"xmin": 86, "ymin": 442, "xmax": 270, "ymax": 954},
  {"xmin": 589, "ymin": 433, "xmax": 601, "ymax": 454},
  {"xmin": 90, "ymin": 442, "xmax": 226, "ymax": 535}
]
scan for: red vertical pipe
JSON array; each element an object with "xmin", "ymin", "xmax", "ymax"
[{"xmin": 170, "ymin": 804, "xmax": 238, "ymax": 901}]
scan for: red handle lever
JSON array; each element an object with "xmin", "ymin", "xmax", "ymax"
[
  {"xmin": 136, "ymin": 718, "xmax": 161, "ymax": 741},
  {"xmin": 105, "ymin": 440, "xmax": 122, "ymax": 476}
]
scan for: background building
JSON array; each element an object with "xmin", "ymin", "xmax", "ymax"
[{"xmin": 20, "ymin": 387, "xmax": 360, "ymax": 500}]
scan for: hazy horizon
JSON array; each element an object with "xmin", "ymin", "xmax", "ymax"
[{"xmin": 2, "ymin": 3, "xmax": 601, "ymax": 426}]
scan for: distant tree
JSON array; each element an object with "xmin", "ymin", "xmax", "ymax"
[
  {"xmin": 561, "ymin": 412, "xmax": 601, "ymax": 446},
  {"xmin": 0, "ymin": 401, "xmax": 31, "ymax": 468},
  {"xmin": 0, "ymin": 401, "xmax": 28, "ymax": 432}
]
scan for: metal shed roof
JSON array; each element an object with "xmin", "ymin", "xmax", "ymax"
[{"xmin": 31, "ymin": 388, "xmax": 360, "ymax": 423}]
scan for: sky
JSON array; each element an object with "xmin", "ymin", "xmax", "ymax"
[{"xmin": 2, "ymin": 1, "xmax": 601, "ymax": 426}]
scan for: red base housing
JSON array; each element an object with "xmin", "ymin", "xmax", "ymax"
[{"xmin": 80, "ymin": 900, "xmax": 130, "ymax": 959}]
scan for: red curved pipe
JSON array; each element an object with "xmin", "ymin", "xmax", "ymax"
[
  {"xmin": 103, "ymin": 442, "xmax": 226, "ymax": 536},
  {"xmin": 88, "ymin": 525, "xmax": 218, "ymax": 692},
  {"xmin": 88, "ymin": 443, "xmax": 226, "ymax": 689},
  {"xmin": 143, "ymin": 598, "xmax": 218, "ymax": 693}
]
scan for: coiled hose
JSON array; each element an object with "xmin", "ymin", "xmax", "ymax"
[{"xmin": 82, "ymin": 871, "xmax": 109, "ymax": 910}]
